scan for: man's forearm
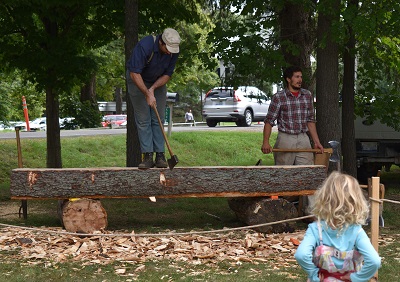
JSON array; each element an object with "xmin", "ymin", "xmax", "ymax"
[
  {"xmin": 307, "ymin": 122, "xmax": 319, "ymax": 143},
  {"xmin": 307, "ymin": 122, "xmax": 323, "ymax": 151},
  {"xmin": 149, "ymin": 75, "xmax": 170, "ymax": 91},
  {"xmin": 261, "ymin": 123, "xmax": 274, "ymax": 154},
  {"xmin": 130, "ymin": 72, "xmax": 150, "ymax": 97},
  {"xmin": 263, "ymin": 123, "xmax": 272, "ymax": 144}
]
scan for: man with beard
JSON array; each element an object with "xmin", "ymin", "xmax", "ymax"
[{"xmin": 261, "ymin": 66, "xmax": 324, "ymax": 214}]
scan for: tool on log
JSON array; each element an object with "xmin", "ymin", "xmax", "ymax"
[
  {"xmin": 271, "ymin": 140, "xmax": 341, "ymax": 166},
  {"xmin": 152, "ymin": 104, "xmax": 179, "ymax": 170}
]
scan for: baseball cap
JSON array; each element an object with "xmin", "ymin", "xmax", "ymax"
[{"xmin": 161, "ymin": 28, "xmax": 181, "ymax": 53}]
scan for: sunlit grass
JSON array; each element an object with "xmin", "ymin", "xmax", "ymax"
[{"xmin": 0, "ymin": 131, "xmax": 399, "ymax": 281}]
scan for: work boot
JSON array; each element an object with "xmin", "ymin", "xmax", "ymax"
[
  {"xmin": 138, "ymin": 152, "xmax": 154, "ymax": 169},
  {"xmin": 155, "ymin": 152, "xmax": 168, "ymax": 168}
]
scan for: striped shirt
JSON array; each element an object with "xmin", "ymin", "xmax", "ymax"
[{"xmin": 264, "ymin": 88, "xmax": 316, "ymax": 134}]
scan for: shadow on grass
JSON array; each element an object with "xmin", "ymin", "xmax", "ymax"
[{"xmin": 103, "ymin": 197, "xmax": 241, "ymax": 232}]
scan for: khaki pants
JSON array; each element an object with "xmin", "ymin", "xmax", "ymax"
[
  {"xmin": 274, "ymin": 132, "xmax": 314, "ymax": 213},
  {"xmin": 273, "ymin": 132, "xmax": 313, "ymax": 165}
]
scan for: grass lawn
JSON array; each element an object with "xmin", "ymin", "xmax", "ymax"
[{"xmin": 0, "ymin": 131, "xmax": 399, "ymax": 281}]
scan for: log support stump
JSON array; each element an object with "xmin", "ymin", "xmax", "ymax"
[
  {"xmin": 58, "ymin": 198, "xmax": 108, "ymax": 233},
  {"xmin": 228, "ymin": 197, "xmax": 298, "ymax": 233}
]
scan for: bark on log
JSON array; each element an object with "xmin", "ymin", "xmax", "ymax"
[
  {"xmin": 61, "ymin": 198, "xmax": 107, "ymax": 233},
  {"xmin": 228, "ymin": 197, "xmax": 298, "ymax": 234},
  {"xmin": 10, "ymin": 165, "xmax": 326, "ymax": 199}
]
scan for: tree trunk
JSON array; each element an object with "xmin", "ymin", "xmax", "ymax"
[
  {"xmin": 79, "ymin": 74, "xmax": 102, "ymax": 128},
  {"xmin": 316, "ymin": 0, "xmax": 341, "ymax": 171},
  {"xmin": 125, "ymin": 0, "xmax": 141, "ymax": 167},
  {"xmin": 115, "ymin": 87, "xmax": 123, "ymax": 114},
  {"xmin": 278, "ymin": 1, "xmax": 314, "ymax": 89},
  {"xmin": 46, "ymin": 86, "xmax": 62, "ymax": 168},
  {"xmin": 342, "ymin": 0, "xmax": 358, "ymax": 177},
  {"xmin": 80, "ymin": 74, "xmax": 97, "ymax": 104}
]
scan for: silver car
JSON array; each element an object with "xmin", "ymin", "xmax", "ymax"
[{"xmin": 202, "ymin": 86, "xmax": 270, "ymax": 127}]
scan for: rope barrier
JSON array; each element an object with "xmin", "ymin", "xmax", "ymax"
[
  {"xmin": 1, "ymin": 192, "xmax": 397, "ymax": 239},
  {"xmin": 2, "ymin": 195, "xmax": 397, "ymax": 239},
  {"xmin": 1, "ymin": 194, "xmax": 397, "ymax": 238},
  {"xmin": 369, "ymin": 197, "xmax": 383, "ymax": 204},
  {"xmin": 370, "ymin": 197, "xmax": 400, "ymax": 205},
  {"xmin": 381, "ymin": 198, "xmax": 400, "ymax": 205},
  {"xmin": 0, "ymin": 215, "xmax": 313, "ymax": 238}
]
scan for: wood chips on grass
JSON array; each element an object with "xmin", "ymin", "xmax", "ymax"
[
  {"xmin": 0, "ymin": 226, "xmax": 397, "ymax": 279},
  {"xmin": 0, "ymin": 226, "xmax": 304, "ymax": 268}
]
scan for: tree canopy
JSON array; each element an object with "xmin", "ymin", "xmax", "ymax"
[{"xmin": 1, "ymin": 0, "xmax": 400, "ymax": 176}]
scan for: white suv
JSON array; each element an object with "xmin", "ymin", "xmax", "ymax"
[{"xmin": 202, "ymin": 86, "xmax": 270, "ymax": 127}]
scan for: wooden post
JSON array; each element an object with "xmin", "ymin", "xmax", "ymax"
[
  {"xmin": 370, "ymin": 176, "xmax": 380, "ymax": 281},
  {"xmin": 15, "ymin": 127, "xmax": 28, "ymax": 219},
  {"xmin": 167, "ymin": 103, "xmax": 173, "ymax": 137}
]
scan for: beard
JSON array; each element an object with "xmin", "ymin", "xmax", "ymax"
[{"xmin": 291, "ymin": 84, "xmax": 301, "ymax": 91}]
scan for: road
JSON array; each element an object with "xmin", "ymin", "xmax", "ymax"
[{"xmin": 0, "ymin": 123, "xmax": 274, "ymax": 140}]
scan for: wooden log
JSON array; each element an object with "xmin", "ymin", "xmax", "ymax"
[
  {"xmin": 10, "ymin": 165, "xmax": 327, "ymax": 199},
  {"xmin": 61, "ymin": 198, "xmax": 107, "ymax": 233},
  {"xmin": 228, "ymin": 197, "xmax": 298, "ymax": 233}
]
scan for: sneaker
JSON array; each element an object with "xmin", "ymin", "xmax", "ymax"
[
  {"xmin": 155, "ymin": 152, "xmax": 168, "ymax": 168},
  {"xmin": 138, "ymin": 152, "xmax": 154, "ymax": 169}
]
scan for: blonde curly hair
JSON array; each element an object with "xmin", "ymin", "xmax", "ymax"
[{"xmin": 311, "ymin": 171, "xmax": 369, "ymax": 232}]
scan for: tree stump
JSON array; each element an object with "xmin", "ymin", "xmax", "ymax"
[
  {"xmin": 228, "ymin": 197, "xmax": 298, "ymax": 234},
  {"xmin": 61, "ymin": 198, "xmax": 108, "ymax": 233},
  {"xmin": 57, "ymin": 199, "xmax": 68, "ymax": 227}
]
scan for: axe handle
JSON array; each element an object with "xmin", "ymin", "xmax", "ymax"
[
  {"xmin": 272, "ymin": 148, "xmax": 333, "ymax": 153},
  {"xmin": 152, "ymin": 105, "xmax": 174, "ymax": 157}
]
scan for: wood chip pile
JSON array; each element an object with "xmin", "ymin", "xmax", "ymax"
[
  {"xmin": 0, "ymin": 227, "xmax": 305, "ymax": 268},
  {"xmin": 0, "ymin": 226, "xmax": 396, "ymax": 280}
]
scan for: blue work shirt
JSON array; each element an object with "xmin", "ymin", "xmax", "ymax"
[{"xmin": 127, "ymin": 34, "xmax": 179, "ymax": 83}]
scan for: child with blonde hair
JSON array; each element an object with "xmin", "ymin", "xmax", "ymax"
[{"xmin": 295, "ymin": 172, "xmax": 381, "ymax": 282}]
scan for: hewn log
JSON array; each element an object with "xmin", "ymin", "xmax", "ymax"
[
  {"xmin": 10, "ymin": 165, "xmax": 327, "ymax": 199},
  {"xmin": 61, "ymin": 198, "xmax": 107, "ymax": 233},
  {"xmin": 228, "ymin": 197, "xmax": 298, "ymax": 233}
]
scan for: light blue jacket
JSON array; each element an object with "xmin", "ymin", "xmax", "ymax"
[{"xmin": 294, "ymin": 221, "xmax": 381, "ymax": 282}]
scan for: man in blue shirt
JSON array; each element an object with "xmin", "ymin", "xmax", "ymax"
[{"xmin": 127, "ymin": 28, "xmax": 181, "ymax": 169}]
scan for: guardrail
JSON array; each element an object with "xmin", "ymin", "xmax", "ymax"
[{"xmin": 165, "ymin": 121, "xmax": 207, "ymax": 127}]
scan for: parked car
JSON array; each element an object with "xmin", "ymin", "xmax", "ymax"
[
  {"xmin": 25, "ymin": 117, "xmax": 78, "ymax": 131},
  {"xmin": 202, "ymin": 86, "xmax": 270, "ymax": 127},
  {"xmin": 1, "ymin": 121, "xmax": 25, "ymax": 130},
  {"xmin": 29, "ymin": 117, "xmax": 47, "ymax": 131},
  {"xmin": 60, "ymin": 117, "xmax": 79, "ymax": 130},
  {"xmin": 101, "ymin": 114, "xmax": 127, "ymax": 128},
  {"xmin": 10, "ymin": 121, "xmax": 32, "ymax": 130}
]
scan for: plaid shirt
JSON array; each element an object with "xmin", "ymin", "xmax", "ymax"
[{"xmin": 264, "ymin": 88, "xmax": 316, "ymax": 134}]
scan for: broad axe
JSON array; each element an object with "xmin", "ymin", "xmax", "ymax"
[
  {"xmin": 271, "ymin": 140, "xmax": 341, "ymax": 166},
  {"xmin": 152, "ymin": 104, "xmax": 179, "ymax": 170},
  {"xmin": 258, "ymin": 141, "xmax": 341, "ymax": 200},
  {"xmin": 328, "ymin": 140, "xmax": 341, "ymax": 171}
]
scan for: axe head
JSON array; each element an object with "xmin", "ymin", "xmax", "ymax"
[
  {"xmin": 167, "ymin": 155, "xmax": 179, "ymax": 170},
  {"xmin": 328, "ymin": 140, "xmax": 340, "ymax": 162}
]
